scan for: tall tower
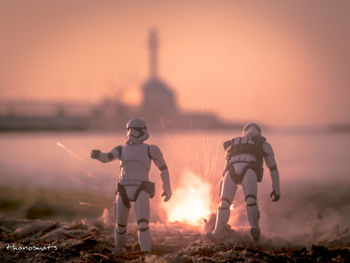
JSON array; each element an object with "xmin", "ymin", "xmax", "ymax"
[
  {"xmin": 149, "ymin": 28, "xmax": 158, "ymax": 78},
  {"xmin": 141, "ymin": 29, "xmax": 177, "ymax": 121}
]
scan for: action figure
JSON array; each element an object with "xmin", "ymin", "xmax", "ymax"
[
  {"xmin": 209, "ymin": 123, "xmax": 280, "ymax": 241},
  {"xmin": 90, "ymin": 118, "xmax": 172, "ymax": 252}
]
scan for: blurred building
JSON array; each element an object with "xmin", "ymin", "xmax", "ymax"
[
  {"xmin": 0, "ymin": 29, "xmax": 241, "ymax": 131},
  {"xmin": 139, "ymin": 29, "xmax": 239, "ymax": 131},
  {"xmin": 141, "ymin": 29, "xmax": 178, "ymax": 122}
]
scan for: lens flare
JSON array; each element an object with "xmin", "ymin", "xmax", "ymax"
[
  {"xmin": 164, "ymin": 170, "xmax": 212, "ymax": 225},
  {"xmin": 56, "ymin": 142, "xmax": 83, "ymax": 161},
  {"xmin": 56, "ymin": 141, "xmax": 93, "ymax": 177}
]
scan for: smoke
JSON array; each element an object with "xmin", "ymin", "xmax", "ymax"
[
  {"xmin": 145, "ymin": 132, "xmax": 350, "ymax": 247},
  {"xmin": 152, "ymin": 160, "xmax": 350, "ymax": 248},
  {"xmin": 207, "ymin": 180, "xmax": 350, "ymax": 248},
  {"xmin": 2, "ymin": 131, "xmax": 350, "ymax": 248},
  {"xmin": 256, "ymin": 181, "xmax": 350, "ymax": 247}
]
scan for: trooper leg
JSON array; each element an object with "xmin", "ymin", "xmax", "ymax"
[
  {"xmin": 212, "ymin": 171, "xmax": 237, "ymax": 239},
  {"xmin": 242, "ymin": 169, "xmax": 260, "ymax": 241},
  {"xmin": 114, "ymin": 194, "xmax": 130, "ymax": 248},
  {"xmin": 135, "ymin": 191, "xmax": 151, "ymax": 252}
]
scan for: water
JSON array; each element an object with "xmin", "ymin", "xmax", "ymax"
[
  {"xmin": 0, "ymin": 130, "xmax": 349, "ymax": 243},
  {"xmin": 1, "ymin": 130, "xmax": 349, "ymax": 189}
]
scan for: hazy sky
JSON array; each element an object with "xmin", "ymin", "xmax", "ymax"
[{"xmin": 0, "ymin": 0, "xmax": 349, "ymax": 126}]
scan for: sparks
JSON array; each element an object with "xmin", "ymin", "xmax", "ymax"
[
  {"xmin": 79, "ymin": 201, "xmax": 101, "ymax": 207},
  {"xmin": 56, "ymin": 141, "xmax": 93, "ymax": 177},
  {"xmin": 56, "ymin": 142, "xmax": 83, "ymax": 161}
]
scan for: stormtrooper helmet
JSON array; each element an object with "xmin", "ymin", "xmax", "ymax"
[
  {"xmin": 242, "ymin": 122, "xmax": 261, "ymax": 137},
  {"xmin": 125, "ymin": 118, "xmax": 149, "ymax": 144}
]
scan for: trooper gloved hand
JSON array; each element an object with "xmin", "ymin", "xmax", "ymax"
[
  {"xmin": 161, "ymin": 189, "xmax": 172, "ymax": 202},
  {"xmin": 270, "ymin": 190, "xmax": 280, "ymax": 202},
  {"xmin": 91, "ymin": 150, "xmax": 101, "ymax": 159}
]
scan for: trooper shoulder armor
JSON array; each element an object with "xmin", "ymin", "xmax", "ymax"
[
  {"xmin": 223, "ymin": 140, "xmax": 232, "ymax": 150},
  {"xmin": 107, "ymin": 145, "xmax": 123, "ymax": 160},
  {"xmin": 223, "ymin": 136, "xmax": 244, "ymax": 150},
  {"xmin": 148, "ymin": 144, "xmax": 168, "ymax": 171},
  {"xmin": 148, "ymin": 145, "xmax": 162, "ymax": 159},
  {"xmin": 262, "ymin": 140, "xmax": 274, "ymax": 157},
  {"xmin": 251, "ymin": 135, "xmax": 266, "ymax": 144}
]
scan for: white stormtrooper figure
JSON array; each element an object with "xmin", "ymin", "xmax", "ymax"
[
  {"xmin": 209, "ymin": 123, "xmax": 280, "ymax": 241},
  {"xmin": 90, "ymin": 118, "xmax": 172, "ymax": 252}
]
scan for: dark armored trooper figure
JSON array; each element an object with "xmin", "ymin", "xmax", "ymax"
[{"xmin": 209, "ymin": 123, "xmax": 280, "ymax": 241}]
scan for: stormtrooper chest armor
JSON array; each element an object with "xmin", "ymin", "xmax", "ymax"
[{"xmin": 119, "ymin": 143, "xmax": 152, "ymax": 184}]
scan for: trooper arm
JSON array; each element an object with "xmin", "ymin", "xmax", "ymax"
[
  {"xmin": 262, "ymin": 141, "xmax": 281, "ymax": 200},
  {"xmin": 90, "ymin": 146, "xmax": 122, "ymax": 163},
  {"xmin": 149, "ymin": 145, "xmax": 172, "ymax": 201}
]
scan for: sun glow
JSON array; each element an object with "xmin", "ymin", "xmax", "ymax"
[{"xmin": 164, "ymin": 170, "xmax": 212, "ymax": 225}]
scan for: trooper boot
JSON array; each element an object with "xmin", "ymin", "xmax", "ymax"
[
  {"xmin": 138, "ymin": 227, "xmax": 152, "ymax": 252},
  {"xmin": 246, "ymin": 204, "xmax": 260, "ymax": 241},
  {"xmin": 208, "ymin": 207, "xmax": 230, "ymax": 241},
  {"xmin": 114, "ymin": 225, "xmax": 127, "ymax": 248}
]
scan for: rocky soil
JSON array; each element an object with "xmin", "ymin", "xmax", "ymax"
[{"xmin": 1, "ymin": 216, "xmax": 349, "ymax": 263}]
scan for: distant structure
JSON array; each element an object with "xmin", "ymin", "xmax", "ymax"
[
  {"xmin": 139, "ymin": 29, "xmax": 240, "ymax": 130},
  {"xmin": 0, "ymin": 29, "xmax": 241, "ymax": 131},
  {"xmin": 141, "ymin": 29, "xmax": 177, "ymax": 121}
]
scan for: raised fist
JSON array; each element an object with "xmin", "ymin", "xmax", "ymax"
[{"xmin": 90, "ymin": 150, "xmax": 101, "ymax": 159}]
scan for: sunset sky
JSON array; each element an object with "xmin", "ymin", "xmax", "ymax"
[{"xmin": 0, "ymin": 0, "xmax": 349, "ymax": 126}]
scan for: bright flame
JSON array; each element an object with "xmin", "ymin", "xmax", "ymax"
[{"xmin": 164, "ymin": 170, "xmax": 212, "ymax": 225}]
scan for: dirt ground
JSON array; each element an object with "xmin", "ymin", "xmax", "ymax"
[{"xmin": 1, "ymin": 217, "xmax": 349, "ymax": 263}]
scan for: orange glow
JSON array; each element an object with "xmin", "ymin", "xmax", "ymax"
[
  {"xmin": 121, "ymin": 86, "xmax": 142, "ymax": 106},
  {"xmin": 163, "ymin": 170, "xmax": 212, "ymax": 226},
  {"xmin": 1, "ymin": 1, "xmax": 348, "ymax": 126}
]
